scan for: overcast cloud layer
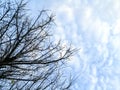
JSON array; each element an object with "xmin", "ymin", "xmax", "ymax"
[{"xmin": 29, "ymin": 0, "xmax": 120, "ymax": 90}]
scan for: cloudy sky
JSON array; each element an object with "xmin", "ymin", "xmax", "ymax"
[{"xmin": 29, "ymin": 0, "xmax": 120, "ymax": 90}]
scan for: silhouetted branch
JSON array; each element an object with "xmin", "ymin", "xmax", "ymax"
[{"xmin": 0, "ymin": 0, "xmax": 76, "ymax": 89}]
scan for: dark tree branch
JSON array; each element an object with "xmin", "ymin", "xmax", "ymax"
[{"xmin": 0, "ymin": 0, "xmax": 77, "ymax": 90}]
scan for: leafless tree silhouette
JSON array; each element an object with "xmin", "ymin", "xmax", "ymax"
[{"xmin": 0, "ymin": 0, "xmax": 76, "ymax": 90}]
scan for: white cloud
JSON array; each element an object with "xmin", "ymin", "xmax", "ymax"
[
  {"xmin": 112, "ymin": 19, "xmax": 120, "ymax": 35},
  {"xmin": 81, "ymin": 7, "xmax": 110, "ymax": 44},
  {"xmin": 67, "ymin": 55, "xmax": 81, "ymax": 72},
  {"xmin": 30, "ymin": 0, "xmax": 120, "ymax": 89},
  {"xmin": 54, "ymin": 25, "xmax": 66, "ymax": 41},
  {"xmin": 57, "ymin": 5, "xmax": 74, "ymax": 22},
  {"xmin": 113, "ymin": 0, "xmax": 120, "ymax": 10},
  {"xmin": 84, "ymin": 6, "xmax": 92, "ymax": 20}
]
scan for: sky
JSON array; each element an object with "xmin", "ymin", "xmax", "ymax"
[{"xmin": 29, "ymin": 0, "xmax": 120, "ymax": 90}]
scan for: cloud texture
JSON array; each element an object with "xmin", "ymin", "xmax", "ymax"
[{"xmin": 29, "ymin": 0, "xmax": 120, "ymax": 90}]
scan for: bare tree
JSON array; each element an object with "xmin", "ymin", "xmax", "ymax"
[{"xmin": 0, "ymin": 0, "xmax": 76, "ymax": 90}]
